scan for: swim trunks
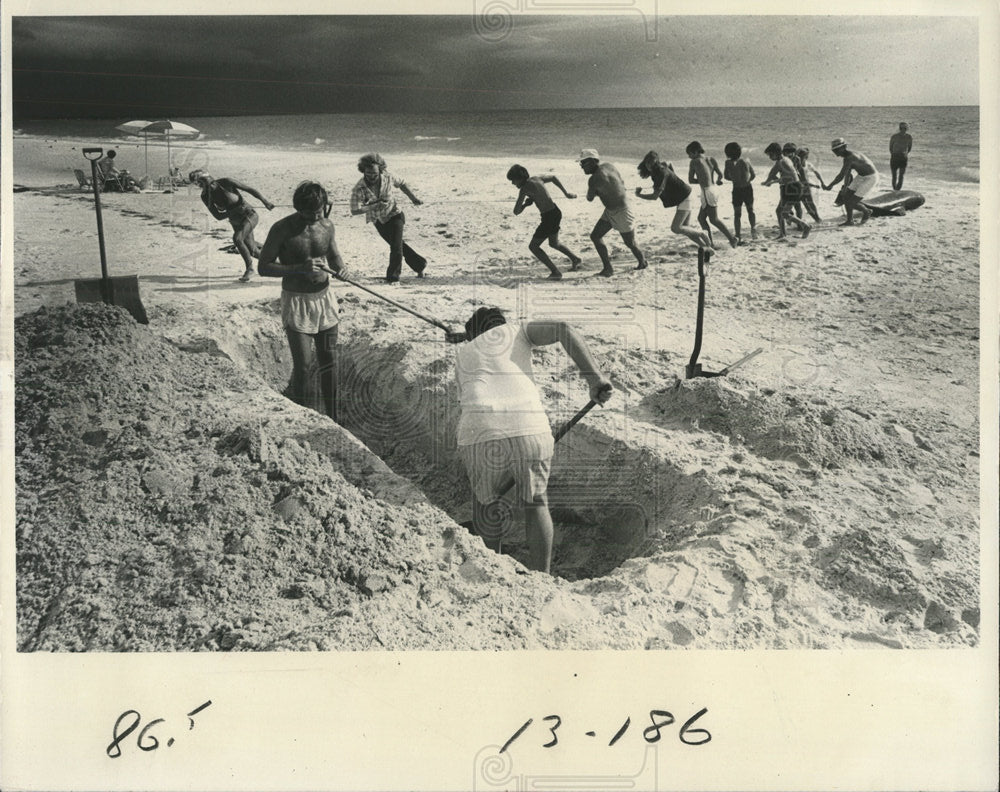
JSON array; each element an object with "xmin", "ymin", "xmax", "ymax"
[
  {"xmin": 700, "ymin": 185, "xmax": 720, "ymax": 208},
  {"xmin": 532, "ymin": 206, "xmax": 562, "ymax": 241},
  {"xmin": 890, "ymin": 154, "xmax": 908, "ymax": 167},
  {"xmin": 780, "ymin": 183, "xmax": 803, "ymax": 202},
  {"xmin": 847, "ymin": 172, "xmax": 879, "ymax": 199},
  {"xmin": 600, "ymin": 204, "xmax": 636, "ymax": 234},
  {"xmin": 458, "ymin": 431, "xmax": 554, "ymax": 507},
  {"xmin": 226, "ymin": 201, "xmax": 256, "ymax": 228},
  {"xmin": 732, "ymin": 185, "xmax": 754, "ymax": 209},
  {"xmin": 281, "ymin": 284, "xmax": 340, "ymax": 335},
  {"xmin": 674, "ymin": 194, "xmax": 692, "ymax": 212}
]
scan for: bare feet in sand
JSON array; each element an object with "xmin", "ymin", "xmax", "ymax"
[
  {"xmin": 598, "ymin": 268, "xmax": 614, "ymax": 277},
  {"xmin": 569, "ymin": 258, "xmax": 583, "ymax": 271},
  {"xmin": 801, "ymin": 225, "xmax": 811, "ymax": 239},
  {"xmin": 546, "ymin": 271, "xmax": 563, "ymax": 280}
]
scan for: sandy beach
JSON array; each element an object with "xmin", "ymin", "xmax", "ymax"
[{"xmin": 11, "ymin": 133, "xmax": 981, "ymax": 651}]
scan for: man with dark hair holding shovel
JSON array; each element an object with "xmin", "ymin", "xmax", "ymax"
[
  {"xmin": 257, "ymin": 181, "xmax": 348, "ymax": 422},
  {"xmin": 455, "ymin": 307, "xmax": 612, "ymax": 574}
]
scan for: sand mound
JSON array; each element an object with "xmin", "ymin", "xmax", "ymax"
[
  {"xmin": 642, "ymin": 377, "xmax": 918, "ymax": 469},
  {"xmin": 15, "ymin": 303, "xmax": 980, "ymax": 650}
]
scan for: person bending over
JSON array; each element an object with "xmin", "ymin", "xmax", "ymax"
[
  {"xmin": 577, "ymin": 148, "xmax": 647, "ymax": 275},
  {"xmin": 455, "ymin": 307, "xmax": 612, "ymax": 573},
  {"xmin": 192, "ymin": 170, "xmax": 274, "ymax": 282},
  {"xmin": 634, "ymin": 151, "xmax": 712, "ymax": 253},
  {"xmin": 507, "ymin": 164, "xmax": 582, "ymax": 280}
]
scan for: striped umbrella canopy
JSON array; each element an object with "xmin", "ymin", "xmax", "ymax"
[{"xmin": 115, "ymin": 119, "xmax": 200, "ymax": 178}]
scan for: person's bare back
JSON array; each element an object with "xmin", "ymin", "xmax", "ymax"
[
  {"xmin": 587, "ymin": 163, "xmax": 628, "ymax": 210},
  {"xmin": 845, "ymin": 151, "xmax": 876, "ymax": 177},
  {"xmin": 521, "ymin": 177, "xmax": 556, "ymax": 213}
]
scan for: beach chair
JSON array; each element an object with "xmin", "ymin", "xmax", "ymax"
[
  {"xmin": 73, "ymin": 168, "xmax": 92, "ymax": 190},
  {"xmin": 100, "ymin": 171, "xmax": 129, "ymax": 193}
]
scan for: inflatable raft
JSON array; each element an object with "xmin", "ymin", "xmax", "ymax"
[{"xmin": 861, "ymin": 190, "xmax": 926, "ymax": 216}]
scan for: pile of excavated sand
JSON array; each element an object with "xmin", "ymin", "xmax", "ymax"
[{"xmin": 15, "ymin": 302, "xmax": 979, "ymax": 651}]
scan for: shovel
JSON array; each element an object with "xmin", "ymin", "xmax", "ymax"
[
  {"xmin": 74, "ymin": 148, "xmax": 149, "ymax": 324},
  {"xmin": 321, "ymin": 266, "xmax": 465, "ymax": 342},
  {"xmin": 686, "ymin": 247, "xmax": 759, "ymax": 378}
]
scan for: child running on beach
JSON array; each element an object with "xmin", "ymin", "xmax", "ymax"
[
  {"xmin": 634, "ymin": 151, "xmax": 712, "ymax": 255},
  {"xmin": 782, "ymin": 142, "xmax": 820, "ymax": 223},
  {"xmin": 686, "ymin": 141, "xmax": 737, "ymax": 249},
  {"xmin": 795, "ymin": 147, "xmax": 823, "ymax": 222},
  {"xmin": 723, "ymin": 142, "xmax": 757, "ymax": 243},
  {"xmin": 761, "ymin": 142, "xmax": 811, "ymax": 240},
  {"xmin": 507, "ymin": 165, "xmax": 582, "ymax": 280}
]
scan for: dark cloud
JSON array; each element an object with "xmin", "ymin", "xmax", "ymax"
[{"xmin": 10, "ymin": 14, "xmax": 979, "ymax": 119}]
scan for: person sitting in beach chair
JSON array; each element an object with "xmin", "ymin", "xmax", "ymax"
[{"xmin": 95, "ymin": 150, "xmax": 140, "ymax": 193}]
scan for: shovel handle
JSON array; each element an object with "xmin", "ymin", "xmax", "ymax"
[
  {"xmin": 86, "ymin": 157, "xmax": 109, "ymax": 280},
  {"xmin": 494, "ymin": 397, "xmax": 601, "ymax": 500},
  {"xmin": 322, "ymin": 266, "xmax": 453, "ymax": 333}
]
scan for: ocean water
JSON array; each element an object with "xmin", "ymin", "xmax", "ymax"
[{"xmin": 15, "ymin": 105, "xmax": 978, "ymax": 185}]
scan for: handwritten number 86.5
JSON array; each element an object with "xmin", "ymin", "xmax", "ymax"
[{"xmin": 106, "ymin": 701, "xmax": 211, "ymax": 758}]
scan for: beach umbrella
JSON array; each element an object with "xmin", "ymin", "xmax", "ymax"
[{"xmin": 115, "ymin": 119, "xmax": 200, "ymax": 178}]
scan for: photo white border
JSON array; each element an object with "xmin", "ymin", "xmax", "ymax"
[{"xmin": 2, "ymin": 1, "xmax": 997, "ymax": 790}]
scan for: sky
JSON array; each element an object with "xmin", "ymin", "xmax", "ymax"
[{"xmin": 10, "ymin": 14, "xmax": 980, "ymax": 119}]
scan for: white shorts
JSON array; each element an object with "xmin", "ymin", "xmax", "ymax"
[
  {"xmin": 674, "ymin": 194, "xmax": 692, "ymax": 213},
  {"xmin": 458, "ymin": 431, "xmax": 554, "ymax": 506},
  {"xmin": 281, "ymin": 285, "xmax": 339, "ymax": 334},
  {"xmin": 700, "ymin": 185, "xmax": 720, "ymax": 208},
  {"xmin": 848, "ymin": 172, "xmax": 880, "ymax": 199},
  {"xmin": 600, "ymin": 204, "xmax": 636, "ymax": 234}
]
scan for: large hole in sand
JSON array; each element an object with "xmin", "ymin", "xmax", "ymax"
[{"xmin": 203, "ymin": 301, "xmax": 726, "ymax": 581}]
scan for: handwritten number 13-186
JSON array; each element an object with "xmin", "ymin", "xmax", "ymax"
[{"xmin": 499, "ymin": 708, "xmax": 711, "ymax": 753}]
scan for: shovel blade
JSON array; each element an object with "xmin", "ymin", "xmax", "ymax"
[{"xmin": 74, "ymin": 276, "xmax": 149, "ymax": 324}]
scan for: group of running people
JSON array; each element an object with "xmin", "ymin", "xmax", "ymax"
[{"xmin": 508, "ymin": 133, "xmax": 899, "ymax": 278}]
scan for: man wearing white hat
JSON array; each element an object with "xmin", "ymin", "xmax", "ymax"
[
  {"xmin": 823, "ymin": 138, "xmax": 879, "ymax": 226},
  {"xmin": 577, "ymin": 149, "xmax": 647, "ymax": 275}
]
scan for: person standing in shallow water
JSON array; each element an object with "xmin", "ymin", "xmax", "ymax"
[
  {"xmin": 257, "ymin": 181, "xmax": 348, "ymax": 422},
  {"xmin": 578, "ymin": 148, "xmax": 647, "ymax": 275},
  {"xmin": 350, "ymin": 152, "xmax": 427, "ymax": 285},
  {"xmin": 889, "ymin": 122, "xmax": 913, "ymax": 190},
  {"xmin": 507, "ymin": 164, "xmax": 582, "ymax": 280},
  {"xmin": 455, "ymin": 306, "xmax": 613, "ymax": 574},
  {"xmin": 191, "ymin": 170, "xmax": 274, "ymax": 282}
]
